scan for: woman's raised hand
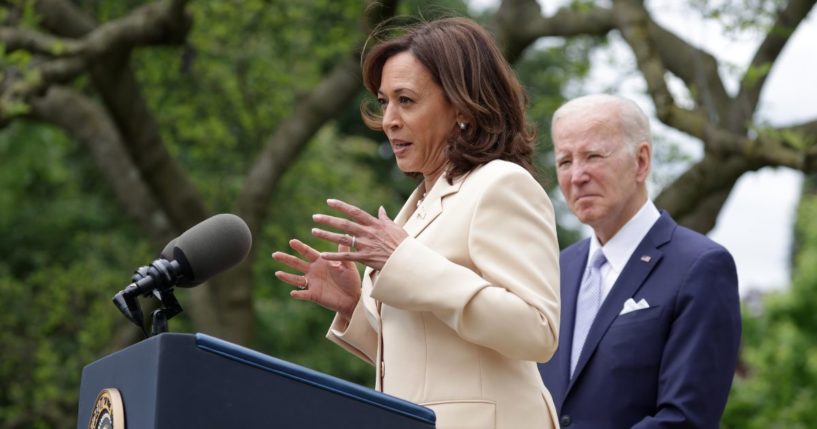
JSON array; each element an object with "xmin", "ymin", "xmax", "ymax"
[
  {"xmin": 311, "ymin": 199, "xmax": 408, "ymax": 271},
  {"xmin": 272, "ymin": 239, "xmax": 361, "ymax": 321}
]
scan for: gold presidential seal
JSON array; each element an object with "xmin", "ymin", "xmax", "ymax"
[{"xmin": 88, "ymin": 388, "xmax": 125, "ymax": 429}]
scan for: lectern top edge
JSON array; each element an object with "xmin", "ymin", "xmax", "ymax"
[{"xmin": 194, "ymin": 333, "xmax": 436, "ymax": 425}]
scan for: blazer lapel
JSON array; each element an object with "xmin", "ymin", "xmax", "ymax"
[
  {"xmin": 361, "ymin": 187, "xmax": 424, "ymax": 324},
  {"xmin": 566, "ymin": 212, "xmax": 676, "ymax": 392},
  {"xmin": 362, "ymin": 173, "xmax": 465, "ymax": 320},
  {"xmin": 392, "ymin": 186, "xmax": 425, "ymax": 228},
  {"xmin": 401, "ymin": 173, "xmax": 464, "ymax": 238}
]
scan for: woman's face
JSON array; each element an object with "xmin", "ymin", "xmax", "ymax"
[{"xmin": 378, "ymin": 52, "xmax": 457, "ymax": 179}]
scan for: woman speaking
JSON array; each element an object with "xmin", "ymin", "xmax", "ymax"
[{"xmin": 273, "ymin": 17, "xmax": 560, "ymax": 429}]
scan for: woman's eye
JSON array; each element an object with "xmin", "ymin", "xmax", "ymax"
[
  {"xmin": 398, "ymin": 96, "xmax": 412, "ymax": 104},
  {"xmin": 377, "ymin": 98, "xmax": 387, "ymax": 107}
]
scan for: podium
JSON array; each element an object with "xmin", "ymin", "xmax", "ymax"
[{"xmin": 76, "ymin": 333, "xmax": 435, "ymax": 428}]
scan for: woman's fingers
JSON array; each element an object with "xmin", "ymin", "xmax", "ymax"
[
  {"xmin": 322, "ymin": 249, "xmax": 381, "ymax": 269},
  {"xmin": 378, "ymin": 206, "xmax": 391, "ymax": 220},
  {"xmin": 311, "ymin": 227, "xmax": 358, "ymax": 248},
  {"xmin": 321, "ymin": 250, "xmax": 357, "ymax": 262},
  {"xmin": 326, "ymin": 199, "xmax": 377, "ymax": 225},
  {"xmin": 312, "ymin": 213, "xmax": 366, "ymax": 236},
  {"xmin": 288, "ymin": 239, "xmax": 320, "ymax": 262},
  {"xmin": 274, "ymin": 270, "xmax": 309, "ymax": 289},
  {"xmin": 271, "ymin": 251, "xmax": 310, "ymax": 273},
  {"xmin": 289, "ymin": 289, "xmax": 312, "ymax": 300}
]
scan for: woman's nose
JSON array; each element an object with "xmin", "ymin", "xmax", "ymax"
[{"xmin": 382, "ymin": 104, "xmax": 401, "ymax": 129}]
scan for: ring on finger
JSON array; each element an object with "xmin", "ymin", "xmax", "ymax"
[
  {"xmin": 351, "ymin": 235, "xmax": 357, "ymax": 250},
  {"xmin": 302, "ymin": 276, "xmax": 309, "ymax": 289}
]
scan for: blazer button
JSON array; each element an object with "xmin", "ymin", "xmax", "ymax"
[{"xmin": 560, "ymin": 415, "xmax": 572, "ymax": 427}]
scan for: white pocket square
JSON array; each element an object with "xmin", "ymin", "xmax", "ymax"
[{"xmin": 619, "ymin": 298, "xmax": 650, "ymax": 315}]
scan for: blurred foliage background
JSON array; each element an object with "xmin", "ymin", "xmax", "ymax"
[{"xmin": 0, "ymin": 0, "xmax": 814, "ymax": 427}]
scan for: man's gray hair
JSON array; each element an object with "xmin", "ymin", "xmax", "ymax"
[{"xmin": 552, "ymin": 94, "xmax": 651, "ymax": 153}]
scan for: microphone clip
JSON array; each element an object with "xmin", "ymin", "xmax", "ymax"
[{"xmin": 112, "ymin": 258, "xmax": 186, "ymax": 337}]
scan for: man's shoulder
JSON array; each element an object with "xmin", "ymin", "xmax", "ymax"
[
  {"xmin": 560, "ymin": 238, "xmax": 590, "ymax": 259},
  {"xmin": 665, "ymin": 221, "xmax": 730, "ymax": 257},
  {"xmin": 640, "ymin": 218, "xmax": 734, "ymax": 280}
]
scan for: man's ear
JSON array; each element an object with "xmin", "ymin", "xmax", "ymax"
[{"xmin": 635, "ymin": 142, "xmax": 651, "ymax": 183}]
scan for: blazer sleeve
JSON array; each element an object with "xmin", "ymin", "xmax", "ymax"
[
  {"xmin": 325, "ymin": 296, "xmax": 378, "ymax": 365},
  {"xmin": 371, "ymin": 169, "xmax": 560, "ymax": 362},
  {"xmin": 633, "ymin": 247, "xmax": 741, "ymax": 428}
]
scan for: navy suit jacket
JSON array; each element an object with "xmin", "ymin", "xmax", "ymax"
[{"xmin": 539, "ymin": 211, "xmax": 741, "ymax": 428}]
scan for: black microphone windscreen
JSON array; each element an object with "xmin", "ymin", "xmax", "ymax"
[
  {"xmin": 173, "ymin": 214, "xmax": 252, "ymax": 284},
  {"xmin": 160, "ymin": 238, "xmax": 177, "ymax": 260}
]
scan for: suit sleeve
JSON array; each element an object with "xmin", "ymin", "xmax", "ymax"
[
  {"xmin": 371, "ymin": 169, "xmax": 560, "ymax": 362},
  {"xmin": 325, "ymin": 297, "xmax": 378, "ymax": 365},
  {"xmin": 633, "ymin": 247, "xmax": 741, "ymax": 428}
]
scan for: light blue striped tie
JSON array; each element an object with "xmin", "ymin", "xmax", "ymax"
[{"xmin": 570, "ymin": 249, "xmax": 607, "ymax": 377}]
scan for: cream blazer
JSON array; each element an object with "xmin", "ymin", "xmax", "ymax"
[{"xmin": 327, "ymin": 160, "xmax": 560, "ymax": 429}]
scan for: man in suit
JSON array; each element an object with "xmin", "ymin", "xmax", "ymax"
[{"xmin": 538, "ymin": 94, "xmax": 742, "ymax": 428}]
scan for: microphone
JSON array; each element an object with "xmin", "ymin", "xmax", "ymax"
[
  {"xmin": 160, "ymin": 237, "xmax": 176, "ymax": 260},
  {"xmin": 172, "ymin": 213, "xmax": 252, "ymax": 286},
  {"xmin": 128, "ymin": 237, "xmax": 184, "ymax": 291},
  {"xmin": 113, "ymin": 213, "xmax": 252, "ymax": 332}
]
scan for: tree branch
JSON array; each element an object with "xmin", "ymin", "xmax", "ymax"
[
  {"xmin": 612, "ymin": 0, "xmax": 711, "ymax": 140},
  {"xmin": 29, "ymin": 0, "xmax": 209, "ymax": 231},
  {"xmin": 238, "ymin": 0, "xmax": 398, "ymax": 236},
  {"xmin": 655, "ymin": 154, "xmax": 762, "ymax": 232},
  {"xmin": 0, "ymin": 0, "xmax": 192, "ymax": 119},
  {"xmin": 787, "ymin": 118, "xmax": 817, "ymax": 136},
  {"xmin": 757, "ymin": 120, "xmax": 817, "ymax": 171},
  {"xmin": 655, "ymin": 118, "xmax": 816, "ymax": 232},
  {"xmin": 735, "ymin": 0, "xmax": 816, "ymax": 125},
  {"xmin": 29, "ymin": 86, "xmax": 175, "ymax": 244},
  {"xmin": 612, "ymin": 0, "xmax": 672, "ymax": 117},
  {"xmin": 190, "ymin": 0, "xmax": 397, "ymax": 345},
  {"xmin": 0, "ymin": 27, "xmax": 83, "ymax": 56},
  {"xmin": 81, "ymin": 0, "xmax": 191, "ymax": 54},
  {"xmin": 645, "ymin": 18, "xmax": 732, "ymax": 126},
  {"xmin": 34, "ymin": 0, "xmax": 96, "ymax": 37},
  {"xmin": 27, "ymin": 0, "xmax": 222, "ymax": 340},
  {"xmin": 494, "ymin": 0, "xmax": 614, "ymax": 63}
]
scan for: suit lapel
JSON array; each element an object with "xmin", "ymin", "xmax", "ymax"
[
  {"xmin": 401, "ymin": 173, "xmax": 464, "ymax": 238},
  {"xmin": 393, "ymin": 186, "xmax": 425, "ymax": 228},
  {"xmin": 363, "ymin": 173, "xmax": 465, "ymax": 319},
  {"xmin": 362, "ymin": 186, "xmax": 424, "ymax": 323},
  {"xmin": 566, "ymin": 212, "xmax": 676, "ymax": 393}
]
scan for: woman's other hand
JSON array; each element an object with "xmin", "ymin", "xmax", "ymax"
[
  {"xmin": 272, "ymin": 239, "xmax": 361, "ymax": 322},
  {"xmin": 311, "ymin": 199, "xmax": 408, "ymax": 271}
]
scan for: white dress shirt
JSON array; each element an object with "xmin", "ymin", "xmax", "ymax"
[{"xmin": 586, "ymin": 200, "xmax": 661, "ymax": 302}]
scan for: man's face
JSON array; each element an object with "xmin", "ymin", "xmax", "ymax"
[{"xmin": 553, "ymin": 110, "xmax": 650, "ymax": 242}]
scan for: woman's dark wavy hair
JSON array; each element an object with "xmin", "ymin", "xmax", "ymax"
[{"xmin": 360, "ymin": 17, "xmax": 536, "ymax": 182}]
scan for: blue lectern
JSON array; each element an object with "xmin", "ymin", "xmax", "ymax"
[{"xmin": 76, "ymin": 333, "xmax": 435, "ymax": 428}]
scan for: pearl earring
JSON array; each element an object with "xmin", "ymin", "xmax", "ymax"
[{"xmin": 458, "ymin": 122, "xmax": 467, "ymax": 130}]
